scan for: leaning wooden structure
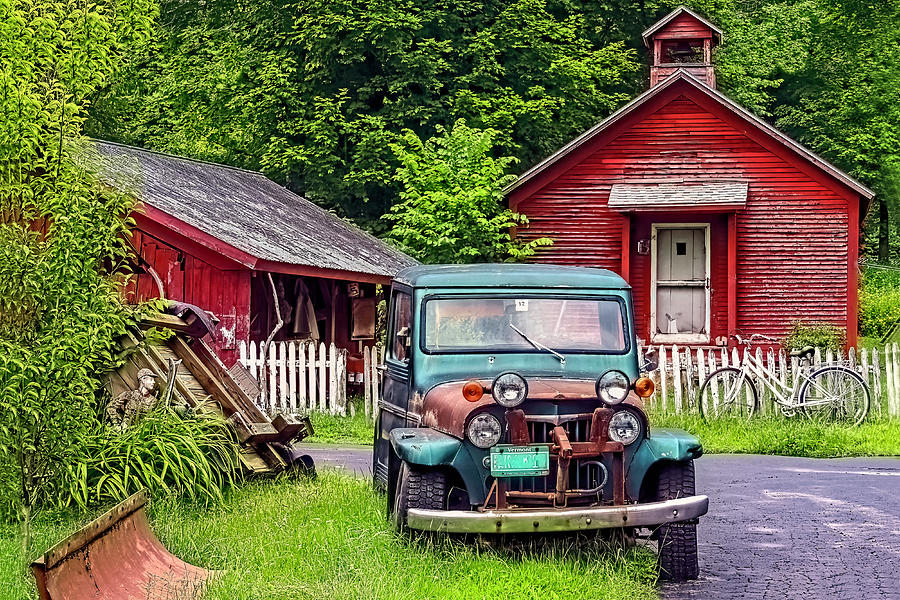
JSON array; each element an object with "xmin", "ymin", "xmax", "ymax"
[{"xmin": 106, "ymin": 301, "xmax": 314, "ymax": 474}]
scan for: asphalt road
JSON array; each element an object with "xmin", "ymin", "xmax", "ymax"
[{"xmin": 295, "ymin": 446, "xmax": 900, "ymax": 599}]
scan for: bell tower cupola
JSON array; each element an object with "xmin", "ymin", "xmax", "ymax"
[{"xmin": 642, "ymin": 6, "xmax": 722, "ymax": 88}]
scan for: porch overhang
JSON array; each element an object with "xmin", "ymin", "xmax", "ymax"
[{"xmin": 608, "ymin": 181, "xmax": 748, "ymax": 212}]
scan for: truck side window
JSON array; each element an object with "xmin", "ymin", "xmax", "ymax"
[{"xmin": 390, "ymin": 291, "xmax": 412, "ymax": 362}]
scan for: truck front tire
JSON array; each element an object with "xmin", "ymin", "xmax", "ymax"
[
  {"xmin": 392, "ymin": 461, "xmax": 447, "ymax": 531},
  {"xmin": 656, "ymin": 461, "xmax": 700, "ymax": 581}
]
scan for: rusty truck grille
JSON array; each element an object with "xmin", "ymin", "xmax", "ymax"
[
  {"xmin": 505, "ymin": 417, "xmax": 605, "ymax": 501},
  {"xmin": 526, "ymin": 418, "xmax": 592, "ymax": 444}
]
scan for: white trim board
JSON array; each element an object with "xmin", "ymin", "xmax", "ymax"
[{"xmin": 650, "ymin": 223, "xmax": 711, "ymax": 344}]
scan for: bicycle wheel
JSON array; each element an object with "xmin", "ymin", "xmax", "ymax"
[
  {"xmin": 698, "ymin": 367, "xmax": 758, "ymax": 420},
  {"xmin": 798, "ymin": 366, "xmax": 869, "ymax": 426}
]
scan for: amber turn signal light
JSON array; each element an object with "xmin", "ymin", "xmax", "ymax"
[
  {"xmin": 462, "ymin": 380, "xmax": 485, "ymax": 402},
  {"xmin": 634, "ymin": 376, "xmax": 655, "ymax": 398}
]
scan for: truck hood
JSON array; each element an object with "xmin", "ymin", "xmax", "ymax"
[{"xmin": 420, "ymin": 378, "xmax": 644, "ymax": 439}]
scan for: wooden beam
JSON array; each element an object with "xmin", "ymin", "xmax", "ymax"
[
  {"xmin": 620, "ymin": 215, "xmax": 630, "ymax": 283},
  {"xmin": 847, "ymin": 197, "xmax": 860, "ymax": 348},
  {"xmin": 183, "ymin": 337, "xmax": 269, "ymax": 421},
  {"xmin": 727, "ymin": 213, "xmax": 738, "ymax": 338}
]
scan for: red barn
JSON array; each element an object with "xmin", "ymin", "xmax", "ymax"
[
  {"xmin": 86, "ymin": 140, "xmax": 416, "ymax": 365},
  {"xmin": 507, "ymin": 6, "xmax": 874, "ymax": 348}
]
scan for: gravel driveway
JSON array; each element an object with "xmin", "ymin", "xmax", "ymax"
[{"xmin": 296, "ymin": 446, "xmax": 900, "ymax": 599}]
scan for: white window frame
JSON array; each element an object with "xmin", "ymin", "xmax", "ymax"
[{"xmin": 650, "ymin": 223, "xmax": 711, "ymax": 344}]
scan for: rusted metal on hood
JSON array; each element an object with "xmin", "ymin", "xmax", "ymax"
[
  {"xmin": 31, "ymin": 491, "xmax": 210, "ymax": 600},
  {"xmin": 421, "ymin": 378, "xmax": 601, "ymax": 438}
]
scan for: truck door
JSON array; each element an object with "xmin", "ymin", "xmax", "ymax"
[{"xmin": 373, "ymin": 287, "xmax": 413, "ymax": 489}]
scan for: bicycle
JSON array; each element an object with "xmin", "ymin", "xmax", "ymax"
[{"xmin": 697, "ymin": 334, "xmax": 870, "ymax": 425}]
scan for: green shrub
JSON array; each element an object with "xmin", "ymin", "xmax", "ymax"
[
  {"xmin": 782, "ymin": 321, "xmax": 845, "ymax": 352},
  {"xmin": 859, "ymin": 267, "xmax": 900, "ymax": 339},
  {"xmin": 55, "ymin": 404, "xmax": 240, "ymax": 510}
]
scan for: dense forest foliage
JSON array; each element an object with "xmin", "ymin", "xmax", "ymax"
[{"xmin": 86, "ymin": 0, "xmax": 900, "ymax": 258}]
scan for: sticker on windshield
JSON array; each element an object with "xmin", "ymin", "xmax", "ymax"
[{"xmin": 515, "ymin": 299, "xmax": 529, "ymax": 311}]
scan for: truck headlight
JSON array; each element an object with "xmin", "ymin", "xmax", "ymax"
[
  {"xmin": 491, "ymin": 372, "xmax": 528, "ymax": 408},
  {"xmin": 608, "ymin": 410, "xmax": 641, "ymax": 445},
  {"xmin": 467, "ymin": 413, "xmax": 502, "ymax": 449},
  {"xmin": 596, "ymin": 370, "xmax": 630, "ymax": 405}
]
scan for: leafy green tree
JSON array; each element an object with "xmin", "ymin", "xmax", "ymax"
[
  {"xmin": 0, "ymin": 0, "xmax": 155, "ymax": 551},
  {"xmin": 773, "ymin": 0, "xmax": 900, "ymax": 261},
  {"xmin": 386, "ymin": 120, "xmax": 550, "ymax": 263},
  {"xmin": 87, "ymin": 0, "xmax": 640, "ymax": 226}
]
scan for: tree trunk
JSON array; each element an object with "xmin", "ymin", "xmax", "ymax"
[
  {"xmin": 879, "ymin": 197, "xmax": 890, "ymax": 261},
  {"xmin": 21, "ymin": 503, "xmax": 32, "ymax": 557}
]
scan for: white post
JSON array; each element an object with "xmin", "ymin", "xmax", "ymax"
[
  {"xmin": 329, "ymin": 343, "xmax": 338, "ymax": 415},
  {"xmin": 696, "ymin": 348, "xmax": 706, "ymax": 416},
  {"xmin": 778, "ymin": 349, "xmax": 788, "ymax": 389},
  {"xmin": 672, "ymin": 345, "xmax": 682, "ymax": 413},
  {"xmin": 268, "ymin": 343, "xmax": 278, "ymax": 414},
  {"xmin": 884, "ymin": 345, "xmax": 894, "ymax": 418},
  {"xmin": 308, "ymin": 343, "xmax": 317, "ymax": 412},
  {"xmin": 318, "ymin": 342, "xmax": 327, "ymax": 411},
  {"xmin": 658, "ymin": 346, "xmax": 669, "ymax": 413},
  {"xmin": 684, "ymin": 348, "xmax": 695, "ymax": 409},
  {"xmin": 288, "ymin": 342, "xmax": 297, "ymax": 413},
  {"xmin": 371, "ymin": 346, "xmax": 381, "ymax": 416},
  {"xmin": 297, "ymin": 342, "xmax": 307, "ymax": 409},
  {"xmin": 893, "ymin": 344, "xmax": 900, "ymax": 418},
  {"xmin": 708, "ymin": 350, "xmax": 720, "ymax": 416},
  {"xmin": 755, "ymin": 347, "xmax": 766, "ymax": 415},
  {"xmin": 872, "ymin": 348, "xmax": 882, "ymax": 409},
  {"xmin": 364, "ymin": 347, "xmax": 372, "ymax": 420},
  {"xmin": 278, "ymin": 341, "xmax": 288, "ymax": 413}
]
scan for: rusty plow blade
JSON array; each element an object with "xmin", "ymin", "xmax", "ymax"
[{"xmin": 31, "ymin": 492, "xmax": 210, "ymax": 600}]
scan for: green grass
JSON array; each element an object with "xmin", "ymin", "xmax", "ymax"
[
  {"xmin": 307, "ymin": 411, "xmax": 375, "ymax": 445},
  {"xmin": 655, "ymin": 413, "xmax": 900, "ymax": 458},
  {"xmin": 1, "ymin": 473, "xmax": 658, "ymax": 600}
]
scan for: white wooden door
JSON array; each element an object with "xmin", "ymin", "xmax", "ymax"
[{"xmin": 651, "ymin": 225, "xmax": 710, "ymax": 343}]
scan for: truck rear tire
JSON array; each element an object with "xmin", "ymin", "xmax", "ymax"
[
  {"xmin": 656, "ymin": 461, "xmax": 699, "ymax": 581},
  {"xmin": 392, "ymin": 461, "xmax": 447, "ymax": 532}
]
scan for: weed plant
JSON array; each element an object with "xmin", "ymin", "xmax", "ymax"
[{"xmin": 55, "ymin": 404, "xmax": 239, "ymax": 510}]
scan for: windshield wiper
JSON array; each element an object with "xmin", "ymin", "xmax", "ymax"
[{"xmin": 508, "ymin": 323, "xmax": 566, "ymax": 364}]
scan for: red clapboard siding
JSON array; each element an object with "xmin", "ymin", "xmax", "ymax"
[
  {"xmin": 132, "ymin": 229, "xmax": 251, "ymax": 365},
  {"xmin": 654, "ymin": 12, "xmax": 713, "ymax": 39},
  {"xmin": 515, "ymin": 95, "xmax": 852, "ymax": 344}
]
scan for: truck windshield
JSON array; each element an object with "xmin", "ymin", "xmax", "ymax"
[{"xmin": 423, "ymin": 297, "xmax": 627, "ymax": 353}]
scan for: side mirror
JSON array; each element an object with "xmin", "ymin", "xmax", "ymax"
[{"xmin": 641, "ymin": 347, "xmax": 658, "ymax": 372}]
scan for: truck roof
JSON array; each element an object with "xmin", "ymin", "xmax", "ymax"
[{"xmin": 394, "ymin": 264, "xmax": 630, "ymax": 289}]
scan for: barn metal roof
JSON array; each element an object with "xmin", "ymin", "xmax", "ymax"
[
  {"xmin": 608, "ymin": 181, "xmax": 748, "ymax": 211},
  {"xmin": 83, "ymin": 140, "xmax": 416, "ymax": 279},
  {"xmin": 504, "ymin": 70, "xmax": 875, "ymax": 201}
]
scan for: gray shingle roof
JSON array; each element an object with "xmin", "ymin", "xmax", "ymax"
[
  {"xmin": 83, "ymin": 140, "xmax": 416, "ymax": 278},
  {"xmin": 609, "ymin": 181, "xmax": 748, "ymax": 210}
]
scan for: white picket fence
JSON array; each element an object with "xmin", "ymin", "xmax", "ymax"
[
  {"xmin": 238, "ymin": 340, "xmax": 383, "ymax": 418},
  {"xmin": 643, "ymin": 343, "xmax": 900, "ymax": 419}
]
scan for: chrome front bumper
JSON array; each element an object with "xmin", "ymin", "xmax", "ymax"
[{"xmin": 406, "ymin": 495, "xmax": 709, "ymax": 534}]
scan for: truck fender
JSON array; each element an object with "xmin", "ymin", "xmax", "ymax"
[
  {"xmin": 389, "ymin": 428, "xmax": 462, "ymax": 467},
  {"xmin": 389, "ymin": 428, "xmax": 488, "ymax": 505},
  {"xmin": 627, "ymin": 428, "xmax": 704, "ymax": 500}
]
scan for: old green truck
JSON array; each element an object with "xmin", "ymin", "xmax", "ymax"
[{"xmin": 373, "ymin": 264, "xmax": 708, "ymax": 580}]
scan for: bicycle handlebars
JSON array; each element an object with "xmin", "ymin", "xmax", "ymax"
[{"xmin": 731, "ymin": 333, "xmax": 778, "ymax": 346}]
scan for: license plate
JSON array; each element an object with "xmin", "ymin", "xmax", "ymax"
[{"xmin": 490, "ymin": 445, "xmax": 550, "ymax": 477}]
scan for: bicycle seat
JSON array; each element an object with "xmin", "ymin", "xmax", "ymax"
[{"xmin": 789, "ymin": 346, "xmax": 815, "ymax": 359}]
